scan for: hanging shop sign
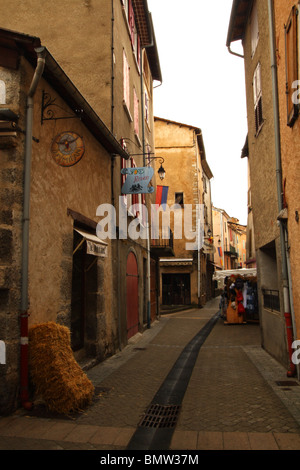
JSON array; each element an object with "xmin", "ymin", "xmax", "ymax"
[
  {"xmin": 51, "ymin": 131, "xmax": 85, "ymax": 167},
  {"xmin": 121, "ymin": 167, "xmax": 154, "ymax": 194},
  {"xmin": 74, "ymin": 228, "xmax": 108, "ymax": 258}
]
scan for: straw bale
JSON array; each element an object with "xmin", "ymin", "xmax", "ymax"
[{"xmin": 28, "ymin": 322, "xmax": 95, "ymax": 414}]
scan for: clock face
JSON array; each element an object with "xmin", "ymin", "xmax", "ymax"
[{"xmin": 51, "ymin": 132, "xmax": 85, "ymax": 167}]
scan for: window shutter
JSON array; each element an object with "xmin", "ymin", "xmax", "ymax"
[
  {"xmin": 134, "ymin": 88, "xmax": 139, "ymax": 136},
  {"xmin": 285, "ymin": 6, "xmax": 299, "ymax": 127},
  {"xmin": 137, "ymin": 34, "xmax": 141, "ymax": 68},
  {"xmin": 128, "ymin": 0, "xmax": 135, "ymax": 46},
  {"xmin": 123, "ymin": 50, "xmax": 130, "ymax": 110},
  {"xmin": 253, "ymin": 62, "xmax": 263, "ymax": 134},
  {"xmin": 250, "ymin": 1, "xmax": 259, "ymax": 58}
]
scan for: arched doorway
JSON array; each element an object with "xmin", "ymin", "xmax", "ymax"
[{"xmin": 126, "ymin": 252, "xmax": 139, "ymax": 339}]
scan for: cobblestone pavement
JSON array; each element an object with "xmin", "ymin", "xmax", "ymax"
[{"xmin": 1, "ymin": 297, "xmax": 300, "ymax": 452}]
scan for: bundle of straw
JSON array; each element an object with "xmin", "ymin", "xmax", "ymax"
[{"xmin": 28, "ymin": 322, "xmax": 94, "ymax": 414}]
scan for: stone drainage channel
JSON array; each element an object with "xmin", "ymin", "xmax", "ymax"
[{"xmin": 127, "ymin": 311, "xmax": 221, "ymax": 450}]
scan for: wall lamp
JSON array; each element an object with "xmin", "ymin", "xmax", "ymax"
[{"xmin": 147, "ymin": 156, "xmax": 166, "ymax": 181}]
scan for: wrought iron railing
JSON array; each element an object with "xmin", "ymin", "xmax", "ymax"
[
  {"xmin": 151, "ymin": 228, "xmax": 173, "ymax": 250},
  {"xmin": 263, "ymin": 289, "xmax": 280, "ymax": 312}
]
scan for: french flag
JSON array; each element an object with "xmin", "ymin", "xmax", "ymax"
[{"xmin": 155, "ymin": 185, "xmax": 168, "ymax": 210}]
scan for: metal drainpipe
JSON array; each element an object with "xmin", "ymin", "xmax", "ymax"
[
  {"xmin": 20, "ymin": 46, "xmax": 46, "ymax": 410},
  {"xmin": 141, "ymin": 25, "xmax": 154, "ymax": 328},
  {"xmin": 141, "ymin": 57, "xmax": 151, "ymax": 330},
  {"xmin": 227, "ymin": 44, "xmax": 244, "ymax": 59},
  {"xmin": 111, "ymin": 0, "xmax": 115, "ymax": 133},
  {"xmin": 268, "ymin": 0, "xmax": 297, "ymax": 377}
]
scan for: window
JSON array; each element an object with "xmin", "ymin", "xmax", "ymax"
[
  {"xmin": 121, "ymin": 0, "xmax": 141, "ymax": 69},
  {"xmin": 203, "ymin": 175, "xmax": 207, "ymax": 193},
  {"xmin": 133, "ymin": 88, "xmax": 139, "ymax": 136},
  {"xmin": 175, "ymin": 192, "xmax": 184, "ymax": 207},
  {"xmin": 250, "ymin": 1, "xmax": 259, "ymax": 58},
  {"xmin": 285, "ymin": 5, "xmax": 299, "ymax": 127},
  {"xmin": 253, "ymin": 62, "xmax": 263, "ymax": 135},
  {"xmin": 123, "ymin": 50, "xmax": 132, "ymax": 120},
  {"xmin": 263, "ymin": 289, "xmax": 280, "ymax": 313}
]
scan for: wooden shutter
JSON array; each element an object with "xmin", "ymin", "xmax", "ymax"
[
  {"xmin": 128, "ymin": 0, "xmax": 135, "ymax": 46},
  {"xmin": 253, "ymin": 62, "xmax": 263, "ymax": 134},
  {"xmin": 123, "ymin": 50, "xmax": 130, "ymax": 110},
  {"xmin": 285, "ymin": 6, "xmax": 299, "ymax": 127},
  {"xmin": 134, "ymin": 88, "xmax": 139, "ymax": 136}
]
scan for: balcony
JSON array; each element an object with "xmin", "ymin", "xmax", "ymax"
[
  {"xmin": 224, "ymin": 244, "xmax": 238, "ymax": 258},
  {"xmin": 150, "ymin": 228, "xmax": 175, "ymax": 258}
]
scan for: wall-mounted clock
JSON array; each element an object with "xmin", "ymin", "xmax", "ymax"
[{"xmin": 51, "ymin": 131, "xmax": 85, "ymax": 167}]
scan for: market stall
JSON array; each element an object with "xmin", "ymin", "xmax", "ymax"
[{"xmin": 213, "ymin": 269, "xmax": 258, "ymax": 324}]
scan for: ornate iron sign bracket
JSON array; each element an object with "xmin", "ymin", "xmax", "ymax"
[{"xmin": 41, "ymin": 90, "xmax": 83, "ymax": 125}]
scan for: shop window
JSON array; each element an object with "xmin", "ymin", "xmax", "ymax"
[
  {"xmin": 253, "ymin": 62, "xmax": 263, "ymax": 135},
  {"xmin": 285, "ymin": 5, "xmax": 299, "ymax": 127},
  {"xmin": 175, "ymin": 192, "xmax": 184, "ymax": 207}
]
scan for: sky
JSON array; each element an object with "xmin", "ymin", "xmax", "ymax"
[{"xmin": 147, "ymin": 0, "xmax": 248, "ymax": 226}]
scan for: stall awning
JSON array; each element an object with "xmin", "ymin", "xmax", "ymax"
[{"xmin": 74, "ymin": 228, "xmax": 108, "ymax": 258}]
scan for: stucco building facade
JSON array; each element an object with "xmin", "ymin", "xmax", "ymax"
[
  {"xmin": 227, "ymin": 0, "xmax": 299, "ymax": 375},
  {"xmin": 0, "ymin": 0, "xmax": 163, "ymax": 330},
  {"xmin": 153, "ymin": 117, "xmax": 214, "ymax": 308},
  {"xmin": 212, "ymin": 208, "xmax": 247, "ymax": 271},
  {"xmin": 273, "ymin": 0, "xmax": 300, "ymax": 369},
  {"xmin": 0, "ymin": 1, "xmax": 163, "ymax": 414},
  {"xmin": 0, "ymin": 29, "xmax": 132, "ymax": 413}
]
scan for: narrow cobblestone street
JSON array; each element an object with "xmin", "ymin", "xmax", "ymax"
[{"xmin": 1, "ymin": 297, "xmax": 300, "ymax": 454}]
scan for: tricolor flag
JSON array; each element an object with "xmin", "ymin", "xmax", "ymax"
[
  {"xmin": 155, "ymin": 185, "xmax": 168, "ymax": 210},
  {"xmin": 218, "ymin": 247, "xmax": 223, "ymax": 257}
]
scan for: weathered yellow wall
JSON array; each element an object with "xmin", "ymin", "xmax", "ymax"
[
  {"xmin": 243, "ymin": 0, "xmax": 280, "ymax": 250},
  {"xmin": 154, "ymin": 118, "xmax": 202, "ymax": 257},
  {"xmin": 275, "ymin": 0, "xmax": 300, "ymax": 341},
  {"xmin": 0, "ymin": 0, "xmax": 158, "ymax": 344},
  {"xmin": 22, "ymin": 61, "xmax": 115, "ymax": 347},
  {"xmin": 0, "ymin": 0, "xmax": 112, "ymax": 127},
  {"xmin": 154, "ymin": 118, "xmax": 209, "ymax": 305},
  {"xmin": 0, "ymin": 0, "xmax": 151, "ymax": 153}
]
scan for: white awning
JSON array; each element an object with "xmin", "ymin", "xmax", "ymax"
[
  {"xmin": 213, "ymin": 268, "xmax": 257, "ymax": 281},
  {"xmin": 74, "ymin": 228, "xmax": 108, "ymax": 258}
]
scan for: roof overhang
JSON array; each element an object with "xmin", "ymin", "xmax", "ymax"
[
  {"xmin": 0, "ymin": 27, "xmax": 130, "ymax": 160},
  {"xmin": 226, "ymin": 0, "xmax": 253, "ymax": 48},
  {"xmin": 132, "ymin": 0, "xmax": 162, "ymax": 83}
]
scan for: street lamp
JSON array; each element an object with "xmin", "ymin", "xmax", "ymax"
[
  {"xmin": 147, "ymin": 156, "xmax": 166, "ymax": 181},
  {"xmin": 157, "ymin": 162, "xmax": 166, "ymax": 180}
]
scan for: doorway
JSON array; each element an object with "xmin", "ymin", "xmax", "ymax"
[
  {"xmin": 162, "ymin": 273, "xmax": 191, "ymax": 305},
  {"xmin": 71, "ymin": 230, "xmax": 98, "ymax": 352}
]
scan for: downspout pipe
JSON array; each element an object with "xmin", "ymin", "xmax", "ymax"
[
  {"xmin": 140, "ymin": 48, "xmax": 151, "ymax": 329},
  {"xmin": 227, "ymin": 44, "xmax": 244, "ymax": 59},
  {"xmin": 268, "ymin": 0, "xmax": 296, "ymax": 377},
  {"xmin": 20, "ymin": 46, "xmax": 46, "ymax": 409}
]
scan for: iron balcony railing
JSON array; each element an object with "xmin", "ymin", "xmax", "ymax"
[{"xmin": 151, "ymin": 228, "xmax": 174, "ymax": 250}]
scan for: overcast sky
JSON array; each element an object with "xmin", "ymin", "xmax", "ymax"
[{"xmin": 147, "ymin": 0, "xmax": 248, "ymax": 226}]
